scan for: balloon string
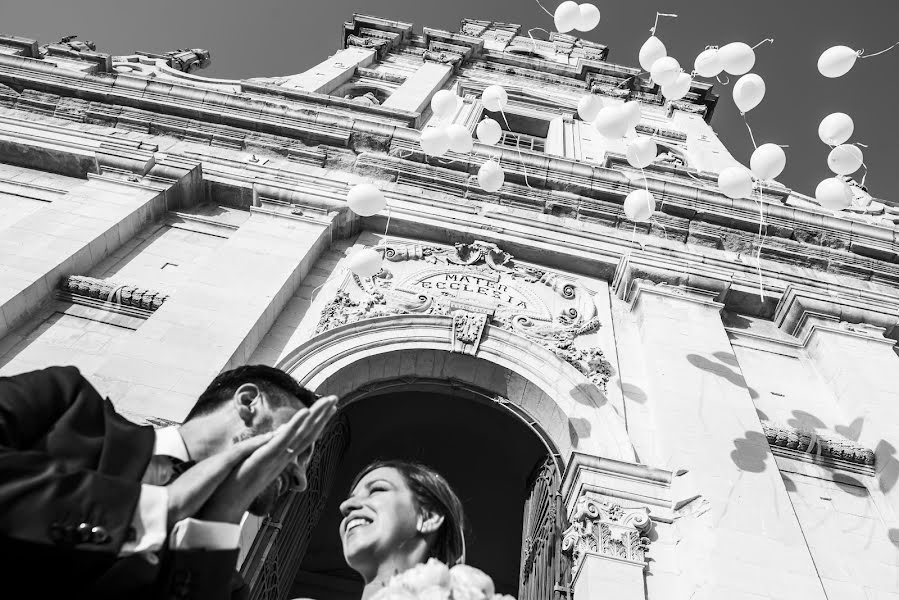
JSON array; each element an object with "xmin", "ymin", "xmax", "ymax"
[
  {"xmin": 752, "ymin": 38, "xmax": 775, "ymax": 50},
  {"xmin": 640, "ymin": 167, "xmax": 650, "ymax": 193},
  {"xmin": 754, "ymin": 184, "xmax": 766, "ymax": 301},
  {"xmin": 716, "ymin": 73, "xmax": 731, "ymax": 85},
  {"xmin": 742, "ymin": 113, "xmax": 758, "ymax": 150},
  {"xmin": 534, "ymin": 0, "xmax": 554, "ymax": 18},
  {"xmin": 651, "ymin": 12, "xmax": 678, "ymax": 35},
  {"xmin": 499, "ymin": 108, "xmax": 535, "ymax": 189},
  {"xmin": 382, "ymin": 204, "xmax": 392, "ymax": 248},
  {"xmin": 859, "ymin": 41, "xmax": 899, "ymax": 59},
  {"xmin": 860, "ymin": 163, "xmax": 869, "ymax": 188}
]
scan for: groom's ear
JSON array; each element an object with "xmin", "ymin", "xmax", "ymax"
[
  {"xmin": 418, "ymin": 510, "xmax": 445, "ymax": 535},
  {"xmin": 234, "ymin": 383, "xmax": 262, "ymax": 425}
]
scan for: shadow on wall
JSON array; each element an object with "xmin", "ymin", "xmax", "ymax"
[
  {"xmin": 568, "ymin": 417, "xmax": 592, "ymax": 446},
  {"xmin": 568, "ymin": 382, "xmax": 608, "ymax": 408},
  {"xmin": 889, "ymin": 528, "xmax": 899, "ymax": 550},
  {"xmin": 621, "ymin": 382, "xmax": 648, "ymax": 404},
  {"xmin": 730, "ymin": 430, "xmax": 770, "ymax": 473},
  {"xmin": 686, "ymin": 353, "xmax": 759, "ymax": 399}
]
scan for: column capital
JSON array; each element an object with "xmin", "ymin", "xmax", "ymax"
[{"xmin": 773, "ymin": 283, "xmax": 899, "ymax": 344}]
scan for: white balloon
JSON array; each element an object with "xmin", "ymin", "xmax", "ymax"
[
  {"xmin": 650, "ymin": 56, "xmax": 681, "ymax": 87},
  {"xmin": 346, "ymin": 183, "xmax": 386, "ymax": 217},
  {"xmin": 575, "ymin": 3, "xmax": 601, "ymax": 32},
  {"xmin": 624, "ymin": 189, "xmax": 656, "ymax": 222},
  {"xmin": 719, "ymin": 42, "xmax": 756, "ymax": 75},
  {"xmin": 476, "ymin": 118, "xmax": 502, "ymax": 146},
  {"xmin": 818, "ymin": 112, "xmax": 854, "ymax": 146},
  {"xmin": 482, "ymin": 85, "xmax": 508, "ymax": 112},
  {"xmin": 750, "ymin": 144, "xmax": 786, "ymax": 180},
  {"xmin": 733, "ymin": 73, "xmax": 765, "ymax": 113},
  {"xmin": 622, "ymin": 100, "xmax": 642, "ymax": 128},
  {"xmin": 445, "ymin": 124, "xmax": 473, "ymax": 153},
  {"xmin": 594, "ymin": 105, "xmax": 629, "ymax": 139},
  {"xmin": 827, "ymin": 144, "xmax": 863, "ymax": 175},
  {"xmin": 626, "ymin": 137, "xmax": 657, "ymax": 169},
  {"xmin": 818, "ymin": 45, "xmax": 858, "ymax": 78},
  {"xmin": 346, "ymin": 248, "xmax": 382, "ymax": 278},
  {"xmin": 815, "ymin": 177, "xmax": 853, "ymax": 210},
  {"xmin": 694, "ymin": 47, "xmax": 723, "ymax": 78},
  {"xmin": 662, "ymin": 72, "xmax": 693, "ymax": 101},
  {"xmin": 431, "ymin": 90, "xmax": 460, "ymax": 119},
  {"xmin": 420, "ymin": 127, "xmax": 451, "ymax": 156},
  {"xmin": 554, "ymin": 1, "xmax": 581, "ymax": 33},
  {"xmin": 577, "ymin": 94, "xmax": 603, "ymax": 121},
  {"xmin": 718, "ymin": 166, "xmax": 754, "ymax": 199},
  {"xmin": 478, "ymin": 159, "xmax": 505, "ymax": 192},
  {"xmin": 639, "ymin": 36, "xmax": 667, "ymax": 72}
]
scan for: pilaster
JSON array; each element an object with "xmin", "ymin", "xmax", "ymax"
[
  {"xmin": 276, "ymin": 47, "xmax": 376, "ymax": 94},
  {"xmin": 623, "ymin": 278, "xmax": 826, "ymax": 599},
  {"xmin": 382, "ymin": 62, "xmax": 453, "ymax": 115},
  {"xmin": 0, "ymin": 159, "xmax": 201, "ymax": 339},
  {"xmin": 775, "ymin": 285, "xmax": 899, "ymax": 521},
  {"xmin": 91, "ymin": 209, "xmax": 335, "ymax": 422}
]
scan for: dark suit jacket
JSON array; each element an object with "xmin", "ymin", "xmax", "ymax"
[{"xmin": 0, "ymin": 366, "xmax": 246, "ymax": 600}]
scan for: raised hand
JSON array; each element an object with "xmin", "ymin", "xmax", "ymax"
[
  {"xmin": 197, "ymin": 395, "xmax": 339, "ymax": 523},
  {"xmin": 165, "ymin": 432, "xmax": 273, "ymax": 528}
]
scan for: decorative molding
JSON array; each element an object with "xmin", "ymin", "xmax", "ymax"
[
  {"xmin": 58, "ymin": 275, "xmax": 169, "ymax": 317},
  {"xmin": 773, "ymin": 283, "xmax": 899, "ymax": 342},
  {"xmin": 315, "ymin": 241, "xmax": 612, "ymax": 389},
  {"xmin": 760, "ymin": 420, "xmax": 875, "ymax": 471},
  {"xmin": 561, "ymin": 493, "xmax": 651, "ymax": 573}
]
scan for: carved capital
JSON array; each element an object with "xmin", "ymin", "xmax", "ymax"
[{"xmin": 561, "ymin": 493, "xmax": 652, "ymax": 573}]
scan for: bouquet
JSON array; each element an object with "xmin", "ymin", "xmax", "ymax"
[{"xmin": 370, "ymin": 559, "xmax": 516, "ymax": 600}]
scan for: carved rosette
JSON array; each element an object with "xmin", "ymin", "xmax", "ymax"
[{"xmin": 561, "ymin": 495, "xmax": 652, "ymax": 573}]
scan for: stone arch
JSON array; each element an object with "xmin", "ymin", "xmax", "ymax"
[{"xmin": 277, "ymin": 314, "xmax": 635, "ymax": 465}]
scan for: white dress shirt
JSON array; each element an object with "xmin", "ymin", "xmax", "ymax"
[{"xmin": 118, "ymin": 427, "xmax": 241, "ymax": 556}]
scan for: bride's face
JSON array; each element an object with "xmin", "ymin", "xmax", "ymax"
[{"xmin": 339, "ymin": 466, "xmax": 420, "ymax": 574}]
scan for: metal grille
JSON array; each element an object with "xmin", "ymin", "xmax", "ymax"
[
  {"xmin": 242, "ymin": 414, "xmax": 351, "ymax": 600},
  {"xmin": 499, "ymin": 131, "xmax": 546, "ymax": 153},
  {"xmin": 519, "ymin": 456, "xmax": 572, "ymax": 600}
]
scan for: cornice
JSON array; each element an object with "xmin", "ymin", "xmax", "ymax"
[{"xmin": 773, "ymin": 283, "xmax": 899, "ymax": 341}]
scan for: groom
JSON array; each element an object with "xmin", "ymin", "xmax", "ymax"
[{"xmin": 0, "ymin": 364, "xmax": 338, "ymax": 599}]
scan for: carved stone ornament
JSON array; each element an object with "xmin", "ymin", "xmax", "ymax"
[
  {"xmin": 60, "ymin": 275, "xmax": 169, "ymax": 312},
  {"xmin": 760, "ymin": 420, "xmax": 875, "ymax": 467},
  {"xmin": 561, "ymin": 494, "xmax": 652, "ymax": 573},
  {"xmin": 315, "ymin": 241, "xmax": 612, "ymax": 389},
  {"xmin": 451, "ymin": 310, "xmax": 489, "ymax": 355}
]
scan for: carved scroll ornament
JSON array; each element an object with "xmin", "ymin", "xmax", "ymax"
[
  {"xmin": 561, "ymin": 495, "xmax": 651, "ymax": 573},
  {"xmin": 315, "ymin": 241, "xmax": 612, "ymax": 389}
]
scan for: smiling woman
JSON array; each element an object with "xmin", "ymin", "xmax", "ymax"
[{"xmin": 339, "ymin": 461, "xmax": 466, "ymax": 599}]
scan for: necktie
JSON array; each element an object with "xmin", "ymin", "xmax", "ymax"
[{"xmin": 142, "ymin": 455, "xmax": 196, "ymax": 486}]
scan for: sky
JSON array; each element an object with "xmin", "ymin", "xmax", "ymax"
[{"xmin": 2, "ymin": 0, "xmax": 897, "ymax": 200}]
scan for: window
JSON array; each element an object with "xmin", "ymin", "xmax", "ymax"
[{"xmin": 498, "ymin": 130, "xmax": 546, "ymax": 153}]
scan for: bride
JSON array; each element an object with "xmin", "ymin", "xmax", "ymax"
[{"xmin": 339, "ymin": 460, "xmax": 467, "ymax": 599}]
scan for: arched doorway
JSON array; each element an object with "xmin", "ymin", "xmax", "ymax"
[{"xmin": 241, "ymin": 314, "xmax": 635, "ymax": 599}]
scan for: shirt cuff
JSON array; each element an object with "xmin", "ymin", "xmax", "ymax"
[
  {"xmin": 169, "ymin": 518, "xmax": 242, "ymax": 550},
  {"xmin": 119, "ymin": 485, "xmax": 168, "ymax": 556}
]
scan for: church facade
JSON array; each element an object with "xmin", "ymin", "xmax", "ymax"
[{"xmin": 1, "ymin": 14, "xmax": 898, "ymax": 600}]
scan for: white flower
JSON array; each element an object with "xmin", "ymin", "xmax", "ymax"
[
  {"xmin": 395, "ymin": 558, "xmax": 451, "ymax": 592},
  {"xmin": 449, "ymin": 565, "xmax": 495, "ymax": 599},
  {"xmin": 419, "ymin": 585, "xmax": 452, "ymax": 600}
]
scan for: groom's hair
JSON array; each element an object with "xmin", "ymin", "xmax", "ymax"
[
  {"xmin": 353, "ymin": 460, "xmax": 466, "ymax": 565},
  {"xmin": 186, "ymin": 365, "xmax": 316, "ymax": 420}
]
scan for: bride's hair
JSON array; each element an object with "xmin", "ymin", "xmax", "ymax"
[{"xmin": 351, "ymin": 460, "xmax": 466, "ymax": 565}]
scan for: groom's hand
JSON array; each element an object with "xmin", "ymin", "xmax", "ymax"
[
  {"xmin": 197, "ymin": 395, "xmax": 339, "ymax": 524},
  {"xmin": 165, "ymin": 433, "xmax": 273, "ymax": 528}
]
